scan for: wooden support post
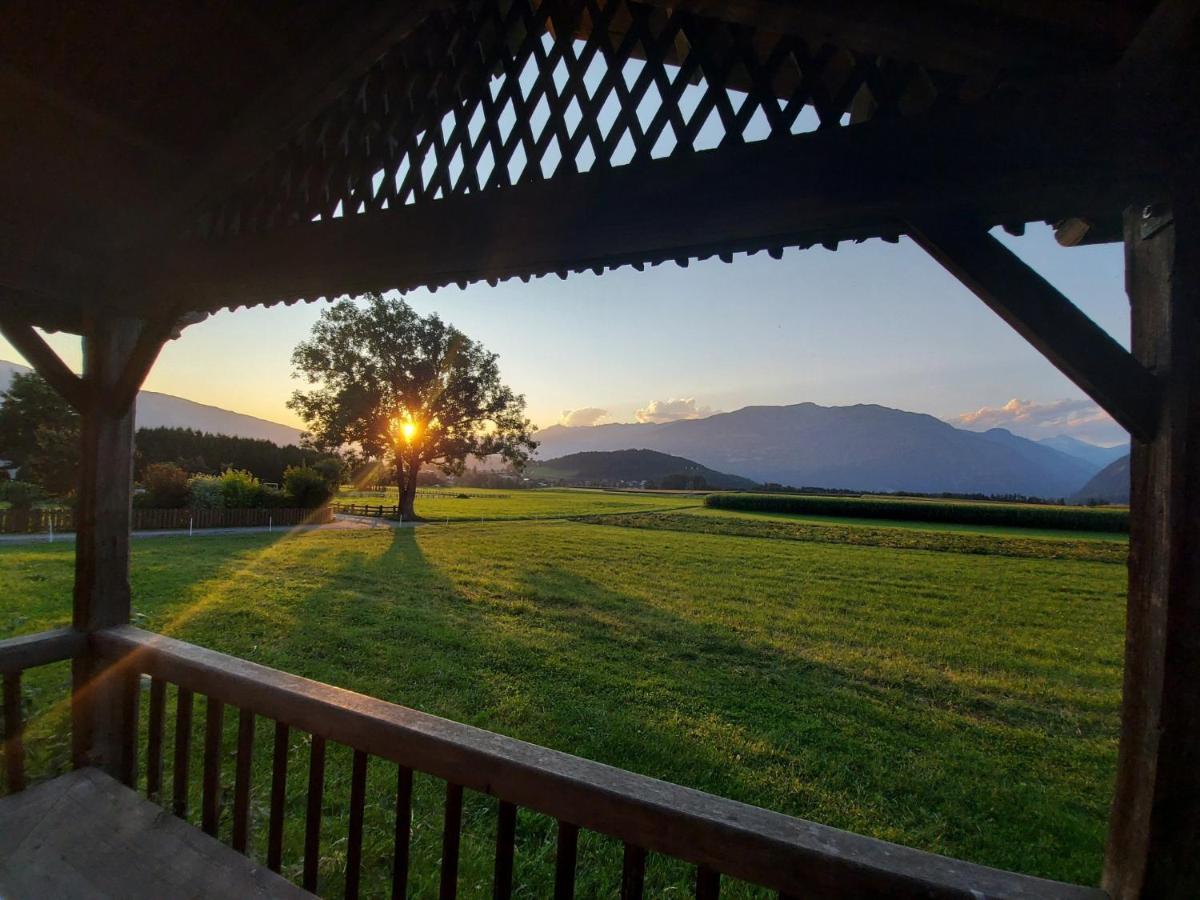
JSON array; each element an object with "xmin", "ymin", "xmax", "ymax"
[
  {"xmin": 1103, "ymin": 187, "xmax": 1200, "ymax": 897},
  {"xmin": 70, "ymin": 317, "xmax": 161, "ymax": 777}
]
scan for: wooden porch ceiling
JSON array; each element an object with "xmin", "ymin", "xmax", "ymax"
[{"xmin": 0, "ymin": 0, "xmax": 1175, "ymax": 333}]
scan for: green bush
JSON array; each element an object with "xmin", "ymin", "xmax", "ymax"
[
  {"xmin": 283, "ymin": 466, "xmax": 333, "ymax": 509},
  {"xmin": 311, "ymin": 456, "xmax": 345, "ymax": 488},
  {"xmin": 704, "ymin": 493, "xmax": 1129, "ymax": 533},
  {"xmin": 0, "ymin": 480, "xmax": 45, "ymax": 511},
  {"xmin": 216, "ymin": 468, "xmax": 263, "ymax": 508},
  {"xmin": 187, "ymin": 474, "xmax": 224, "ymax": 510},
  {"xmin": 141, "ymin": 462, "xmax": 190, "ymax": 508},
  {"xmin": 260, "ymin": 485, "xmax": 293, "ymax": 509}
]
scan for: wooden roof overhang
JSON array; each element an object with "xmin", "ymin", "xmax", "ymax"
[
  {"xmin": 1, "ymin": 5, "xmax": 1199, "ymax": 898},
  {"xmin": 0, "ymin": 0, "xmax": 1184, "ymax": 335}
]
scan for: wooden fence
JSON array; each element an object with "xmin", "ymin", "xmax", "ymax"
[
  {"xmin": 0, "ymin": 506, "xmax": 333, "ymax": 535},
  {"xmin": 331, "ymin": 503, "xmax": 399, "ymax": 518}
]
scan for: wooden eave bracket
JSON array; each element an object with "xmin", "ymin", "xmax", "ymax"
[
  {"xmin": 106, "ymin": 318, "xmax": 177, "ymax": 415},
  {"xmin": 908, "ymin": 217, "xmax": 1161, "ymax": 443},
  {"xmin": 0, "ymin": 317, "xmax": 85, "ymax": 411}
]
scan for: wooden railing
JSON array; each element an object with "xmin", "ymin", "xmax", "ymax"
[
  {"xmin": 0, "ymin": 628, "xmax": 86, "ymax": 794},
  {"xmin": 86, "ymin": 625, "xmax": 1105, "ymax": 900}
]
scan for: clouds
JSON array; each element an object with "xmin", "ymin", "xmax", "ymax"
[
  {"xmin": 635, "ymin": 397, "xmax": 712, "ymax": 424},
  {"xmin": 559, "ymin": 407, "xmax": 609, "ymax": 427},
  {"xmin": 953, "ymin": 397, "xmax": 1124, "ymax": 442}
]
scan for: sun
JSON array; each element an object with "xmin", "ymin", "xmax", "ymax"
[{"xmin": 400, "ymin": 420, "xmax": 418, "ymax": 443}]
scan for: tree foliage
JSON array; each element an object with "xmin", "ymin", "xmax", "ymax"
[
  {"xmin": 0, "ymin": 372, "xmax": 80, "ymax": 495},
  {"xmin": 134, "ymin": 427, "xmax": 317, "ymax": 483},
  {"xmin": 140, "ymin": 463, "xmax": 191, "ymax": 508},
  {"xmin": 289, "ymin": 294, "xmax": 536, "ymax": 517},
  {"xmin": 283, "ymin": 466, "xmax": 334, "ymax": 508}
]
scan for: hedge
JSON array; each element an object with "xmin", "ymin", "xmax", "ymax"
[{"xmin": 703, "ymin": 493, "xmax": 1129, "ymax": 533}]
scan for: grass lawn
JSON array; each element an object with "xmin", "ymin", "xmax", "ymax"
[
  {"xmin": 684, "ymin": 505, "xmax": 1128, "ymax": 542},
  {"xmin": 600, "ymin": 509, "xmax": 1129, "ymax": 562},
  {"xmin": 0, "ymin": 518, "xmax": 1124, "ymax": 896},
  {"xmin": 335, "ymin": 485, "xmax": 705, "ymax": 521}
]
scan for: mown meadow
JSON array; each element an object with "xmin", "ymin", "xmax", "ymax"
[
  {"xmin": 0, "ymin": 494, "xmax": 1127, "ymax": 896},
  {"xmin": 335, "ymin": 485, "xmax": 704, "ymax": 521}
]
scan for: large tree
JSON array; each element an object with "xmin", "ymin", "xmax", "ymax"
[
  {"xmin": 288, "ymin": 294, "xmax": 537, "ymax": 519},
  {"xmin": 0, "ymin": 371, "xmax": 80, "ymax": 494}
]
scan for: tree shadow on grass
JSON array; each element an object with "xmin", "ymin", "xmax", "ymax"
[{"xmin": 42, "ymin": 524, "xmax": 1110, "ymax": 893}]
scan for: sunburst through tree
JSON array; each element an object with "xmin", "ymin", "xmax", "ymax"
[{"xmin": 289, "ymin": 293, "xmax": 537, "ymax": 519}]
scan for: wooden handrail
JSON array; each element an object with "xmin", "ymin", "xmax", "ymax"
[
  {"xmin": 94, "ymin": 625, "xmax": 1104, "ymax": 900},
  {"xmin": 1, "ymin": 628, "xmax": 87, "ymax": 794},
  {"xmin": 0, "ymin": 628, "xmax": 86, "ymax": 675}
]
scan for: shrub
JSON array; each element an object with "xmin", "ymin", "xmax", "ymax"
[
  {"xmin": 0, "ymin": 480, "xmax": 45, "ymax": 510},
  {"xmin": 187, "ymin": 474, "xmax": 224, "ymax": 510},
  {"xmin": 142, "ymin": 463, "xmax": 190, "ymax": 508},
  {"xmin": 284, "ymin": 466, "xmax": 333, "ymax": 508},
  {"xmin": 217, "ymin": 468, "xmax": 263, "ymax": 508},
  {"xmin": 703, "ymin": 493, "xmax": 1129, "ymax": 533},
  {"xmin": 259, "ymin": 485, "xmax": 293, "ymax": 508},
  {"xmin": 311, "ymin": 456, "xmax": 345, "ymax": 488}
]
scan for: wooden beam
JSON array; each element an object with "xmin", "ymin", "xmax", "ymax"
[
  {"xmin": 71, "ymin": 317, "xmax": 142, "ymax": 779},
  {"xmin": 909, "ymin": 218, "xmax": 1160, "ymax": 442},
  {"xmin": 0, "ymin": 317, "xmax": 84, "ymax": 410},
  {"xmin": 135, "ymin": 0, "xmax": 444, "ymax": 246},
  {"xmin": 642, "ymin": 0, "xmax": 1126, "ymax": 78},
  {"xmin": 1116, "ymin": 0, "xmax": 1200, "ymax": 86},
  {"xmin": 1103, "ymin": 186, "xmax": 1200, "ymax": 897},
  {"xmin": 136, "ymin": 71, "xmax": 1167, "ymax": 317}
]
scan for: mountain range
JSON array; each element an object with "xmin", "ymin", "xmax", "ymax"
[
  {"xmin": 1, "ymin": 360, "xmax": 305, "ymax": 446},
  {"xmin": 4, "ymin": 357, "xmax": 1128, "ymax": 498},
  {"xmin": 529, "ymin": 449, "xmax": 758, "ymax": 489},
  {"xmin": 1072, "ymin": 455, "xmax": 1131, "ymax": 504},
  {"xmin": 533, "ymin": 403, "xmax": 1127, "ymax": 498}
]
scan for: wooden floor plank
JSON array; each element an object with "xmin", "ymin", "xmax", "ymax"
[{"xmin": 0, "ymin": 767, "xmax": 310, "ymax": 898}]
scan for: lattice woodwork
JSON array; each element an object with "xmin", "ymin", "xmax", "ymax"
[{"xmin": 199, "ymin": 0, "xmax": 979, "ymax": 263}]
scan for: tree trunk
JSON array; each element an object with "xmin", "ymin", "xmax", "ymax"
[{"xmin": 399, "ymin": 459, "xmax": 419, "ymax": 521}]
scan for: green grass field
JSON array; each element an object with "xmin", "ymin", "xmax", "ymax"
[
  {"xmin": 336, "ymin": 485, "xmax": 705, "ymax": 521},
  {"xmin": 0, "ymin": 505, "xmax": 1125, "ymax": 896}
]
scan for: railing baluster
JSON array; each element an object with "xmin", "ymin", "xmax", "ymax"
[
  {"xmin": 345, "ymin": 749, "xmax": 368, "ymax": 900},
  {"xmin": 119, "ymin": 668, "xmax": 139, "ymax": 788},
  {"xmin": 232, "ymin": 708, "xmax": 255, "ymax": 852},
  {"xmin": 146, "ymin": 678, "xmax": 165, "ymax": 799},
  {"xmin": 303, "ymin": 734, "xmax": 326, "ymax": 892},
  {"xmin": 3, "ymin": 672, "xmax": 25, "ymax": 793},
  {"xmin": 393, "ymin": 765, "xmax": 413, "ymax": 900},
  {"xmin": 202, "ymin": 696, "xmax": 224, "ymax": 836},
  {"xmin": 554, "ymin": 821, "xmax": 579, "ymax": 900},
  {"xmin": 172, "ymin": 687, "xmax": 193, "ymax": 818},
  {"xmin": 493, "ymin": 800, "xmax": 517, "ymax": 900},
  {"xmin": 267, "ymin": 722, "xmax": 289, "ymax": 872},
  {"xmin": 440, "ymin": 782, "xmax": 464, "ymax": 899},
  {"xmin": 621, "ymin": 844, "xmax": 646, "ymax": 900},
  {"xmin": 696, "ymin": 866, "xmax": 720, "ymax": 899}
]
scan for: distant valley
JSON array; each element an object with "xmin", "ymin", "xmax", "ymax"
[{"xmin": 534, "ymin": 403, "xmax": 1128, "ymax": 499}]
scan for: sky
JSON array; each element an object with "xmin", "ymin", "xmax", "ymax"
[{"xmin": 0, "ymin": 223, "xmax": 1131, "ymax": 447}]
